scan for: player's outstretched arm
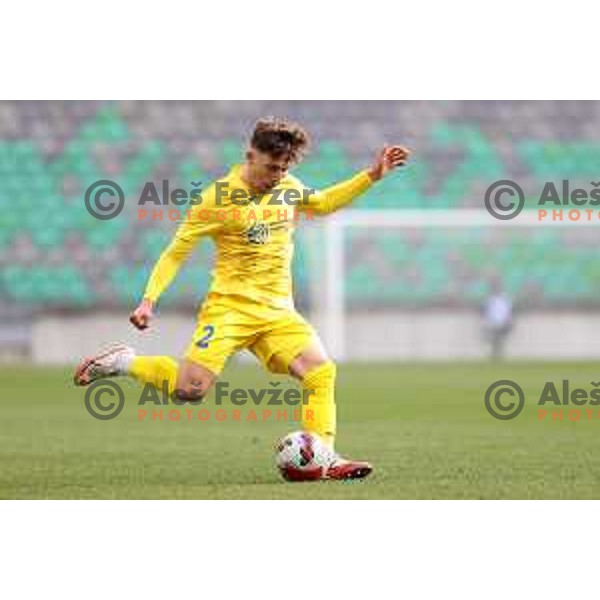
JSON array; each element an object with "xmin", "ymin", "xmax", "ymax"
[
  {"xmin": 300, "ymin": 145, "xmax": 410, "ymax": 215},
  {"xmin": 129, "ymin": 235, "xmax": 196, "ymax": 330},
  {"xmin": 130, "ymin": 185, "xmax": 222, "ymax": 330}
]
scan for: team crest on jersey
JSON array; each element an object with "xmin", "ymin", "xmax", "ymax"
[{"xmin": 246, "ymin": 221, "xmax": 270, "ymax": 245}]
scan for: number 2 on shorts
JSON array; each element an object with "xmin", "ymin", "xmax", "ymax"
[{"xmin": 196, "ymin": 325, "xmax": 215, "ymax": 349}]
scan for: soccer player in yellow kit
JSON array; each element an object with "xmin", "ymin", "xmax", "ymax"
[{"xmin": 75, "ymin": 118, "xmax": 409, "ymax": 480}]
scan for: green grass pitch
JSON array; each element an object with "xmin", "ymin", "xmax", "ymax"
[{"xmin": 1, "ymin": 361, "xmax": 600, "ymax": 499}]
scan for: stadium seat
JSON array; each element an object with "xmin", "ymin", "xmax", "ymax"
[{"xmin": 2, "ymin": 101, "xmax": 600, "ymax": 310}]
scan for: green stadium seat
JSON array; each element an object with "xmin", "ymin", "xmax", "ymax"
[{"xmin": 2, "ymin": 106, "xmax": 600, "ymax": 310}]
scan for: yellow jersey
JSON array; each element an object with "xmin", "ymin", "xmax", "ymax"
[{"xmin": 142, "ymin": 164, "xmax": 373, "ymax": 309}]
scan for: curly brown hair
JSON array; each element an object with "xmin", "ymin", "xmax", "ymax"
[{"xmin": 250, "ymin": 117, "xmax": 310, "ymax": 163}]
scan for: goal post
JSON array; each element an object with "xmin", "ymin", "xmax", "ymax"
[{"xmin": 304, "ymin": 209, "xmax": 599, "ymax": 362}]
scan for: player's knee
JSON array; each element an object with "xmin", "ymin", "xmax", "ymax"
[
  {"xmin": 174, "ymin": 373, "xmax": 211, "ymax": 402},
  {"xmin": 173, "ymin": 383, "xmax": 204, "ymax": 402},
  {"xmin": 174, "ymin": 360, "xmax": 216, "ymax": 401},
  {"xmin": 289, "ymin": 347, "xmax": 332, "ymax": 380}
]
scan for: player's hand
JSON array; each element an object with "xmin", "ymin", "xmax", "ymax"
[
  {"xmin": 129, "ymin": 299, "xmax": 154, "ymax": 330},
  {"xmin": 367, "ymin": 145, "xmax": 411, "ymax": 181}
]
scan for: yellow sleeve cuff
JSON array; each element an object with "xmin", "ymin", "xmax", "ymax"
[{"xmin": 320, "ymin": 169, "xmax": 374, "ymax": 213}]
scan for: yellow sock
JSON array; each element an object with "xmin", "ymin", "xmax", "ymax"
[
  {"xmin": 129, "ymin": 356, "xmax": 178, "ymax": 396},
  {"xmin": 302, "ymin": 361, "xmax": 337, "ymax": 450}
]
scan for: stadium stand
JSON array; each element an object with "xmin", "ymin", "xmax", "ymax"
[{"xmin": 1, "ymin": 101, "xmax": 600, "ymax": 311}]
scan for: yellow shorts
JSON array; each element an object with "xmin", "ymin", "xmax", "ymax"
[{"xmin": 184, "ymin": 292, "xmax": 319, "ymax": 375}]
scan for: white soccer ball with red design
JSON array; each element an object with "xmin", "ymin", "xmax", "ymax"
[{"xmin": 275, "ymin": 431, "xmax": 333, "ymax": 481}]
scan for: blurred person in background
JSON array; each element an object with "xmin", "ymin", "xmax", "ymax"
[{"xmin": 483, "ymin": 280, "xmax": 513, "ymax": 360}]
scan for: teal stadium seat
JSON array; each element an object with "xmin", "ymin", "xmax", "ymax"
[{"xmin": 2, "ymin": 103, "xmax": 600, "ymax": 309}]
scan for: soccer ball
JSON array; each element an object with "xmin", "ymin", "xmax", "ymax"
[{"xmin": 275, "ymin": 431, "xmax": 333, "ymax": 481}]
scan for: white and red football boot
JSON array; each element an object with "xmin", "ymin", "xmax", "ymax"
[
  {"xmin": 73, "ymin": 343, "xmax": 135, "ymax": 386},
  {"xmin": 280, "ymin": 455, "xmax": 373, "ymax": 482},
  {"xmin": 325, "ymin": 455, "xmax": 373, "ymax": 480},
  {"xmin": 277, "ymin": 430, "xmax": 373, "ymax": 482}
]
